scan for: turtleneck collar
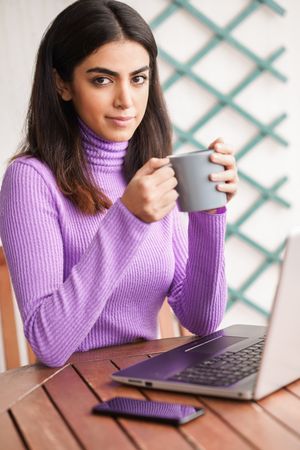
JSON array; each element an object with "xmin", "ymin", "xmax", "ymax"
[{"xmin": 79, "ymin": 118, "xmax": 128, "ymax": 170}]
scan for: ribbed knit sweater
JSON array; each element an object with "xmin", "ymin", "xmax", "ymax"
[{"xmin": 0, "ymin": 122, "xmax": 227, "ymax": 367}]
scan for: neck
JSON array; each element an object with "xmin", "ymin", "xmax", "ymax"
[{"xmin": 79, "ymin": 118, "xmax": 128, "ymax": 169}]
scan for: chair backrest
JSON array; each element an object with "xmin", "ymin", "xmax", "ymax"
[
  {"xmin": 0, "ymin": 246, "xmax": 36, "ymax": 371},
  {"xmin": 158, "ymin": 297, "xmax": 193, "ymax": 338}
]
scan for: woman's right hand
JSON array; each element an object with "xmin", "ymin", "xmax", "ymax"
[{"xmin": 121, "ymin": 157, "xmax": 179, "ymax": 223}]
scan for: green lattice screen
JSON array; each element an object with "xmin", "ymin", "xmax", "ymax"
[{"xmin": 149, "ymin": 0, "xmax": 289, "ymax": 318}]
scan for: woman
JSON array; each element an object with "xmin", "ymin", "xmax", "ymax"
[{"xmin": 0, "ymin": 0, "xmax": 238, "ymax": 367}]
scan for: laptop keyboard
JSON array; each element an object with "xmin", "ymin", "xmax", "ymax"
[{"xmin": 168, "ymin": 337, "xmax": 266, "ymax": 387}]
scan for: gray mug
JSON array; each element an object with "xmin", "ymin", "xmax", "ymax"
[{"xmin": 169, "ymin": 150, "xmax": 227, "ymax": 212}]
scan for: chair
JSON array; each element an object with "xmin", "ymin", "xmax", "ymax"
[
  {"xmin": 0, "ymin": 246, "xmax": 36, "ymax": 370},
  {"xmin": 158, "ymin": 297, "xmax": 193, "ymax": 338}
]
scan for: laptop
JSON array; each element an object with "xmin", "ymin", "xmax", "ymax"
[{"xmin": 112, "ymin": 228, "xmax": 300, "ymax": 400}]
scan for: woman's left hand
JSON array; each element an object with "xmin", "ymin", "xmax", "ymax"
[{"xmin": 208, "ymin": 137, "xmax": 238, "ymax": 204}]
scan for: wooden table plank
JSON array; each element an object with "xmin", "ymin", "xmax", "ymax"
[
  {"xmin": 44, "ymin": 364, "xmax": 135, "ymax": 450},
  {"xmin": 11, "ymin": 386, "xmax": 81, "ymax": 450},
  {"xmin": 75, "ymin": 358, "xmax": 145, "ymax": 401},
  {"xmin": 115, "ymin": 355, "xmax": 254, "ymax": 450},
  {"xmin": 75, "ymin": 358, "xmax": 194, "ymax": 450},
  {"xmin": 201, "ymin": 397, "xmax": 300, "ymax": 450},
  {"xmin": 68, "ymin": 336, "xmax": 197, "ymax": 364},
  {"xmin": 286, "ymin": 379, "xmax": 300, "ymax": 398},
  {"xmin": 0, "ymin": 364, "xmax": 64, "ymax": 414},
  {"xmin": 258, "ymin": 388, "xmax": 300, "ymax": 437},
  {"xmin": 0, "ymin": 411, "xmax": 26, "ymax": 450}
]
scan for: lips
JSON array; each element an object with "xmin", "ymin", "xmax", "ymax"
[
  {"xmin": 106, "ymin": 116, "xmax": 135, "ymax": 127},
  {"xmin": 107, "ymin": 116, "xmax": 135, "ymax": 121}
]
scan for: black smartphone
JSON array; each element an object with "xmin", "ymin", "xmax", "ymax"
[{"xmin": 92, "ymin": 396, "xmax": 205, "ymax": 425}]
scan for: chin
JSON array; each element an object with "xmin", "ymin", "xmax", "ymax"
[{"xmin": 104, "ymin": 130, "xmax": 136, "ymax": 142}]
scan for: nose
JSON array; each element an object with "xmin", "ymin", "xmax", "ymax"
[{"xmin": 114, "ymin": 81, "xmax": 133, "ymax": 110}]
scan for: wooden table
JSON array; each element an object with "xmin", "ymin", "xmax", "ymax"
[{"xmin": 1, "ymin": 337, "xmax": 300, "ymax": 450}]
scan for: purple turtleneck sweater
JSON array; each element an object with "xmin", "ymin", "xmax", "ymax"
[{"xmin": 0, "ymin": 122, "xmax": 227, "ymax": 367}]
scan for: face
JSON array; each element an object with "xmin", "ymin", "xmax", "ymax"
[{"xmin": 55, "ymin": 40, "xmax": 150, "ymax": 142}]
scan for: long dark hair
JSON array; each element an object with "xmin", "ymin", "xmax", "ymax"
[{"xmin": 14, "ymin": 0, "xmax": 172, "ymax": 214}]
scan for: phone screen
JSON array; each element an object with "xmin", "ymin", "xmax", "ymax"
[{"xmin": 92, "ymin": 396, "xmax": 205, "ymax": 425}]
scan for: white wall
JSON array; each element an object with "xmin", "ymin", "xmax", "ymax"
[{"xmin": 0, "ymin": 0, "xmax": 299, "ymax": 370}]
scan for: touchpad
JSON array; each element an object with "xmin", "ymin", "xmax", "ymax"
[{"xmin": 187, "ymin": 336, "xmax": 247, "ymax": 354}]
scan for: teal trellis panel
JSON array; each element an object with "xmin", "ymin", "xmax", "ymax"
[{"xmin": 150, "ymin": 0, "xmax": 289, "ymax": 318}]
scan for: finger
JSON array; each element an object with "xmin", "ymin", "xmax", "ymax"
[
  {"xmin": 151, "ymin": 165, "xmax": 176, "ymax": 185},
  {"xmin": 209, "ymin": 137, "xmax": 224, "ymax": 149},
  {"xmin": 151, "ymin": 202, "xmax": 177, "ymax": 222},
  {"xmin": 147, "ymin": 192, "xmax": 178, "ymax": 222},
  {"xmin": 216, "ymin": 182, "xmax": 238, "ymax": 194},
  {"xmin": 217, "ymin": 182, "xmax": 238, "ymax": 203},
  {"xmin": 159, "ymin": 191, "xmax": 179, "ymax": 212},
  {"xmin": 214, "ymin": 142, "xmax": 235, "ymax": 155},
  {"xmin": 158, "ymin": 175, "xmax": 178, "ymax": 195},
  {"xmin": 210, "ymin": 169, "xmax": 236, "ymax": 182},
  {"xmin": 136, "ymin": 157, "xmax": 170, "ymax": 177},
  {"xmin": 210, "ymin": 152, "xmax": 235, "ymax": 168}
]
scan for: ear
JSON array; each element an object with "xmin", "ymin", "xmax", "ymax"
[{"xmin": 53, "ymin": 69, "xmax": 73, "ymax": 101}]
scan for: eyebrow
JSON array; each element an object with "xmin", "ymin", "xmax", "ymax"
[{"xmin": 86, "ymin": 65, "xmax": 150, "ymax": 77}]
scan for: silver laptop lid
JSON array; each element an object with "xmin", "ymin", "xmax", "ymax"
[{"xmin": 254, "ymin": 227, "xmax": 300, "ymax": 399}]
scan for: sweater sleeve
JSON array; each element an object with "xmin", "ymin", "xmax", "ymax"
[
  {"xmin": 0, "ymin": 161, "xmax": 150, "ymax": 367},
  {"xmin": 167, "ymin": 206, "xmax": 227, "ymax": 336}
]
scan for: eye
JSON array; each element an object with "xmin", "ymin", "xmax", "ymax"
[
  {"xmin": 132, "ymin": 75, "xmax": 148, "ymax": 85},
  {"xmin": 93, "ymin": 77, "xmax": 111, "ymax": 86}
]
